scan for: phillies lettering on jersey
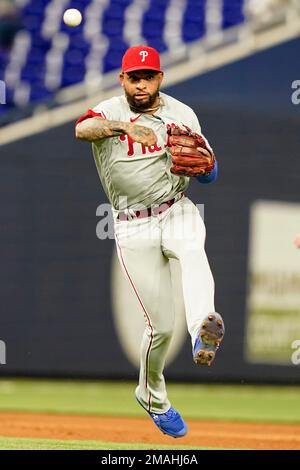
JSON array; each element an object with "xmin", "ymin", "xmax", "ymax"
[
  {"xmin": 77, "ymin": 92, "xmax": 207, "ymax": 211},
  {"xmin": 119, "ymin": 134, "xmax": 164, "ymax": 157}
]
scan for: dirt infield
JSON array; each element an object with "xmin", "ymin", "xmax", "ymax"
[{"xmin": 1, "ymin": 412, "xmax": 300, "ymax": 449}]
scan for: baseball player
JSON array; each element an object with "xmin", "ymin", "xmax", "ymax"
[{"xmin": 76, "ymin": 46, "xmax": 225, "ymax": 438}]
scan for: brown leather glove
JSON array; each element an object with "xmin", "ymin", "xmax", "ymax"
[{"xmin": 168, "ymin": 125, "xmax": 215, "ymax": 177}]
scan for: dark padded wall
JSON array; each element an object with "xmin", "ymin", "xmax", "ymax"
[{"xmin": 0, "ymin": 37, "xmax": 299, "ymax": 382}]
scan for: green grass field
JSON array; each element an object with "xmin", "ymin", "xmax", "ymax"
[
  {"xmin": 1, "ymin": 379, "xmax": 300, "ymax": 422},
  {"xmin": 0, "ymin": 379, "xmax": 299, "ymax": 450},
  {"xmin": 0, "ymin": 437, "xmax": 217, "ymax": 451}
]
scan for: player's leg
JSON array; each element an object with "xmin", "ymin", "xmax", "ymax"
[
  {"xmin": 114, "ymin": 216, "xmax": 175, "ymax": 414},
  {"xmin": 161, "ymin": 196, "xmax": 224, "ymax": 363}
]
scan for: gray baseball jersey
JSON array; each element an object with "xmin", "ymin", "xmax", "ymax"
[{"xmin": 89, "ymin": 92, "xmax": 202, "ymax": 210}]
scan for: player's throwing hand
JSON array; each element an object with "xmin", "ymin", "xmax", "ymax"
[{"xmin": 125, "ymin": 122, "xmax": 157, "ymax": 146}]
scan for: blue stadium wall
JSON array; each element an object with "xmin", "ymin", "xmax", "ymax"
[{"xmin": 1, "ymin": 37, "xmax": 300, "ymax": 382}]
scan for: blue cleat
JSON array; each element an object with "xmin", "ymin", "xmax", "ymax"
[
  {"xmin": 135, "ymin": 395, "xmax": 188, "ymax": 438},
  {"xmin": 193, "ymin": 312, "xmax": 225, "ymax": 366}
]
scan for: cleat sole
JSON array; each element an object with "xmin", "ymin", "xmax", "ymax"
[{"xmin": 193, "ymin": 312, "xmax": 225, "ymax": 366}]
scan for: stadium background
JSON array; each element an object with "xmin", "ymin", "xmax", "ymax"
[{"xmin": 0, "ymin": 0, "xmax": 300, "ymax": 450}]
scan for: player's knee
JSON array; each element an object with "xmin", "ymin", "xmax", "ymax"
[{"xmin": 154, "ymin": 327, "xmax": 174, "ymax": 342}]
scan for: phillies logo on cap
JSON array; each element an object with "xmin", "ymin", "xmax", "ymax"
[
  {"xmin": 139, "ymin": 50, "xmax": 149, "ymax": 62},
  {"xmin": 122, "ymin": 45, "xmax": 162, "ymax": 73}
]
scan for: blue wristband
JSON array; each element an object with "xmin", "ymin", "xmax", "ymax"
[{"xmin": 196, "ymin": 159, "xmax": 218, "ymax": 184}]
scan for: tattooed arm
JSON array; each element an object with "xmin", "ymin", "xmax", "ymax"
[{"xmin": 76, "ymin": 117, "xmax": 157, "ymax": 146}]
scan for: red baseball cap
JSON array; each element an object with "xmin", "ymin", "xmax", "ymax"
[{"xmin": 122, "ymin": 46, "xmax": 162, "ymax": 73}]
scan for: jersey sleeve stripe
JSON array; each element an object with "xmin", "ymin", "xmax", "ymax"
[{"xmin": 75, "ymin": 109, "xmax": 105, "ymax": 126}]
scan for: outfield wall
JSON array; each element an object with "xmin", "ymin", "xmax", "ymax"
[{"xmin": 0, "ymin": 38, "xmax": 300, "ymax": 383}]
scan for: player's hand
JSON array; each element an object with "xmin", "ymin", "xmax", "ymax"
[{"xmin": 125, "ymin": 123, "xmax": 157, "ymax": 146}]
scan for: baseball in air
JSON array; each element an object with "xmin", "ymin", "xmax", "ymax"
[{"xmin": 63, "ymin": 9, "xmax": 82, "ymax": 27}]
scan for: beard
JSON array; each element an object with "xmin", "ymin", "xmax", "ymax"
[{"xmin": 125, "ymin": 89, "xmax": 160, "ymax": 112}]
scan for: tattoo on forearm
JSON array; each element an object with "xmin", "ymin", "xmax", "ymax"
[
  {"xmin": 77, "ymin": 118, "xmax": 126, "ymax": 141},
  {"xmin": 77, "ymin": 117, "xmax": 156, "ymax": 146}
]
